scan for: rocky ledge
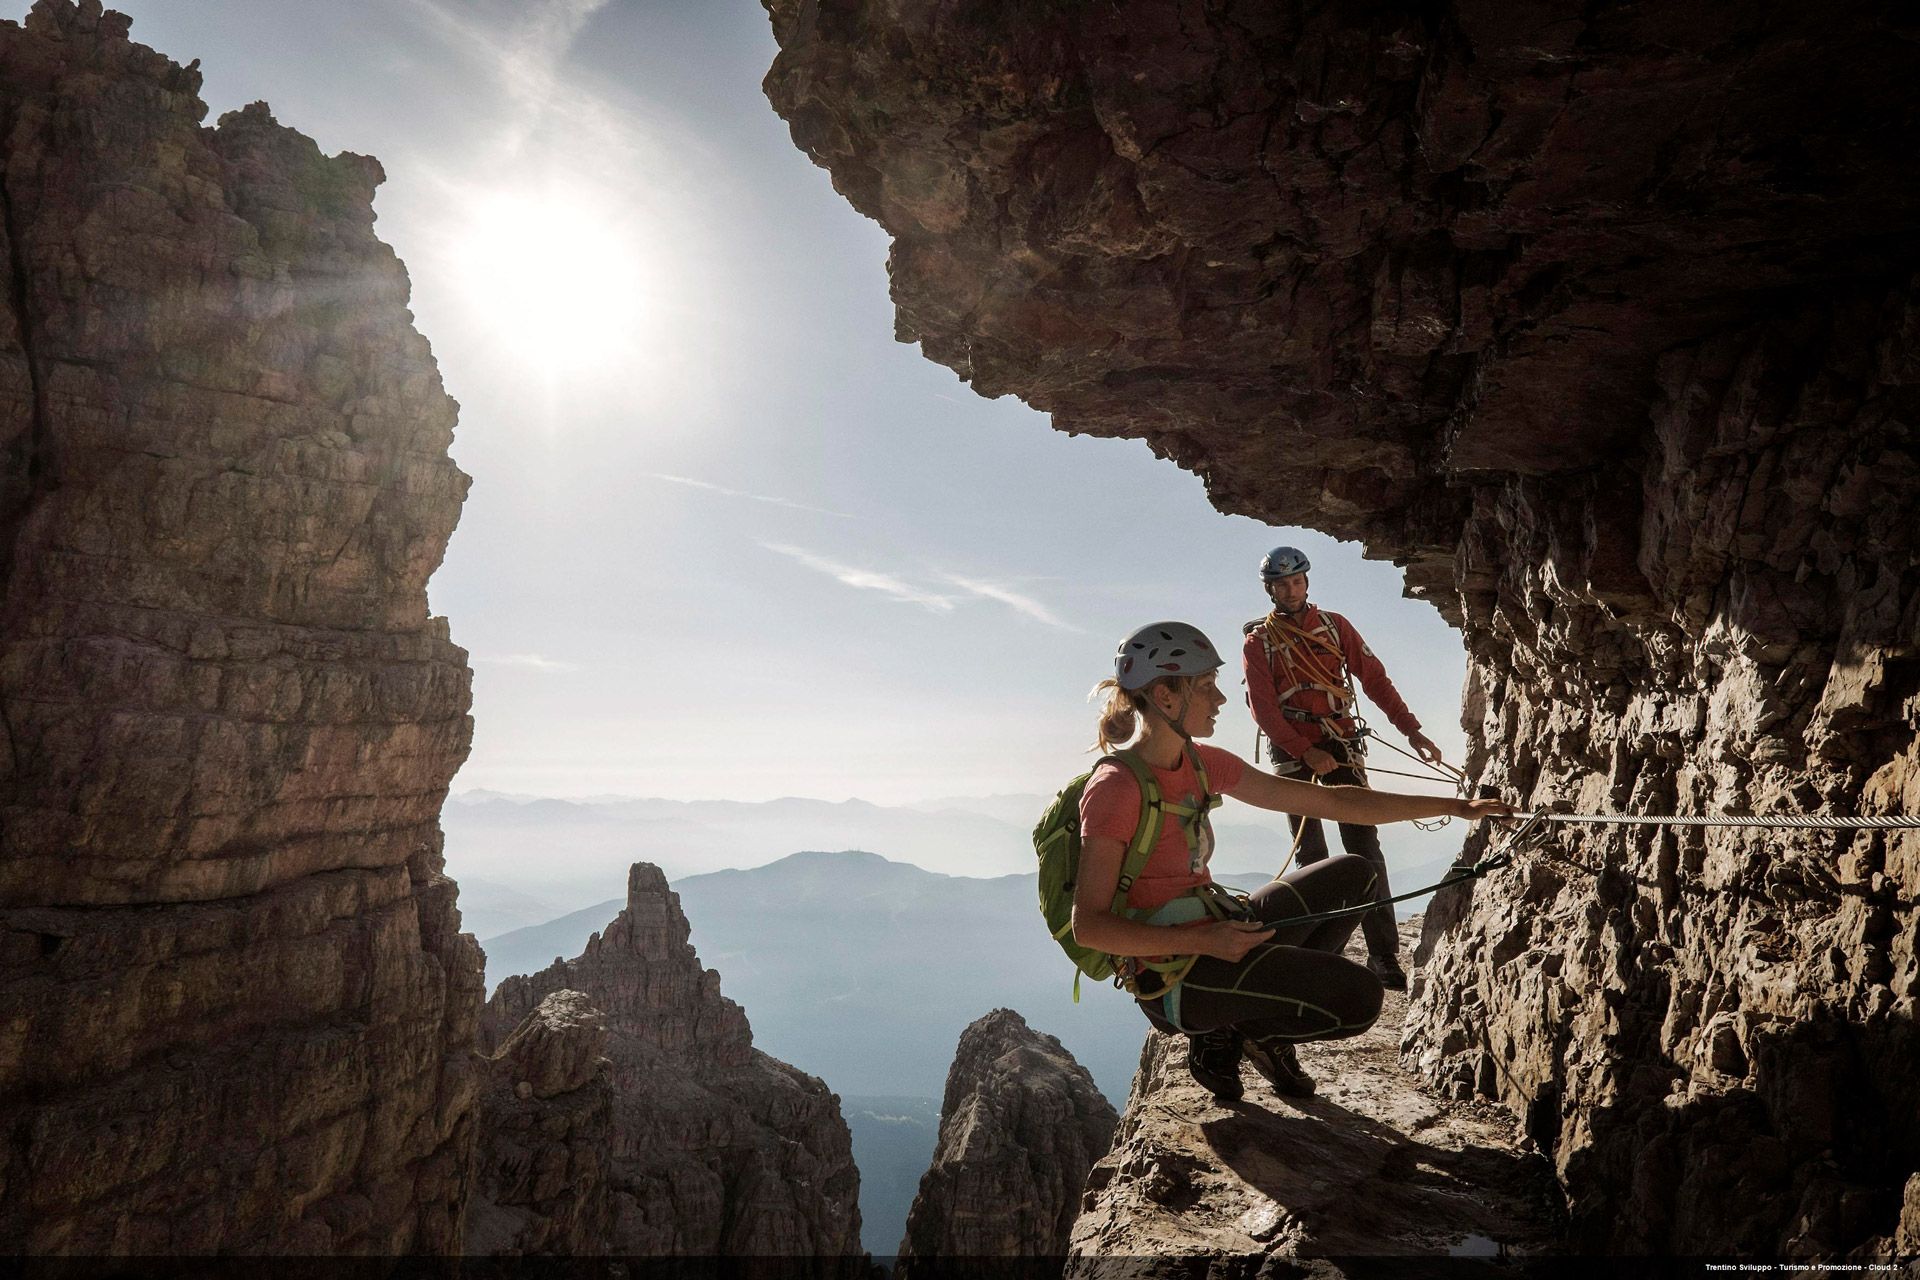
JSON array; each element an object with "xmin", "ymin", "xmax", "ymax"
[
  {"xmin": 481, "ymin": 863, "xmax": 865, "ymax": 1264},
  {"xmin": 765, "ymin": 0, "xmax": 1920, "ymax": 1255},
  {"xmin": 898, "ymin": 1008, "xmax": 1118, "ymax": 1264},
  {"xmin": 1069, "ymin": 918, "xmax": 1563, "ymax": 1266}
]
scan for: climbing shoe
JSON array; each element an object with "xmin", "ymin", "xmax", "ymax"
[
  {"xmin": 1368, "ymin": 952, "xmax": 1409, "ymax": 991},
  {"xmin": 1186, "ymin": 1028, "xmax": 1244, "ymax": 1101},
  {"xmin": 1245, "ymin": 1038, "xmax": 1316, "ymax": 1098}
]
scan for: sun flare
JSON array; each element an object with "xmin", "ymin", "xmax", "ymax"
[{"xmin": 447, "ymin": 188, "xmax": 648, "ymax": 373}]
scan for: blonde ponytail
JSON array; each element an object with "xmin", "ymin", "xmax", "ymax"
[
  {"xmin": 1089, "ymin": 678, "xmax": 1139, "ymax": 753},
  {"xmin": 1096, "ymin": 677, "xmax": 1163, "ymax": 753},
  {"xmin": 1090, "ymin": 673, "xmax": 1205, "ymax": 753}
]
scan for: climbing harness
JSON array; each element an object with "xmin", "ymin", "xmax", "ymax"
[{"xmin": 1252, "ymin": 610, "xmax": 1358, "ymax": 723}]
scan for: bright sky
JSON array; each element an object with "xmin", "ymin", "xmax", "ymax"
[{"xmin": 110, "ymin": 0, "xmax": 1469, "ymax": 808}]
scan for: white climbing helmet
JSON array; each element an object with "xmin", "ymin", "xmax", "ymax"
[
  {"xmin": 1114, "ymin": 621, "xmax": 1222, "ymax": 691},
  {"xmin": 1260, "ymin": 545, "xmax": 1311, "ymax": 579}
]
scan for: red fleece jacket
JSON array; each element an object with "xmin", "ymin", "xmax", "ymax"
[{"xmin": 1242, "ymin": 606, "xmax": 1421, "ymax": 761}]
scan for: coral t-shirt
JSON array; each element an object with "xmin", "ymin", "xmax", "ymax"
[{"xmin": 1078, "ymin": 744, "xmax": 1247, "ymax": 912}]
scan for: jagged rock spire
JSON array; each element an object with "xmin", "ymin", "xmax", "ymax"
[
  {"xmin": 481, "ymin": 863, "xmax": 865, "ymax": 1264},
  {"xmin": 898, "ymin": 1008, "xmax": 1118, "ymax": 1263}
]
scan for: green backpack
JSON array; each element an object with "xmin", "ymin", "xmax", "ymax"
[{"xmin": 1033, "ymin": 747, "xmax": 1217, "ymax": 1000}]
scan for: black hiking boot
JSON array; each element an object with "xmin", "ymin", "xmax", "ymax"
[
  {"xmin": 1245, "ymin": 1037, "xmax": 1316, "ymax": 1098},
  {"xmin": 1186, "ymin": 1028, "xmax": 1244, "ymax": 1101},
  {"xmin": 1368, "ymin": 952, "xmax": 1409, "ymax": 991}
]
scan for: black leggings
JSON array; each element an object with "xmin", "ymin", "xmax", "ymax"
[{"xmin": 1141, "ymin": 854, "xmax": 1384, "ymax": 1045}]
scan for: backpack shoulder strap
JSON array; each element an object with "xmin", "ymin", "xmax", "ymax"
[
  {"xmin": 1105, "ymin": 750, "xmax": 1163, "ymax": 912},
  {"xmin": 1183, "ymin": 743, "xmax": 1223, "ymax": 813}
]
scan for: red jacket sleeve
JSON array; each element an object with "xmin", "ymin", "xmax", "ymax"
[
  {"xmin": 1333, "ymin": 613, "xmax": 1423, "ymax": 738},
  {"xmin": 1242, "ymin": 631, "xmax": 1314, "ymax": 760}
]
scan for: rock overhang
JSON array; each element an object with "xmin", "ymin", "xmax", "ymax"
[{"xmin": 763, "ymin": 0, "xmax": 1920, "ymax": 576}]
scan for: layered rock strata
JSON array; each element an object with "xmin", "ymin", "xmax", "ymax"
[
  {"xmin": 466, "ymin": 990, "xmax": 614, "ymax": 1256},
  {"xmin": 1402, "ymin": 294, "xmax": 1920, "ymax": 1255},
  {"xmin": 482, "ymin": 863, "xmax": 864, "ymax": 1263},
  {"xmin": 1070, "ymin": 921, "xmax": 1562, "ymax": 1266},
  {"xmin": 897, "ymin": 1008, "xmax": 1117, "ymax": 1264},
  {"xmin": 0, "ymin": 0, "xmax": 476, "ymax": 1253},
  {"xmin": 765, "ymin": 0, "xmax": 1920, "ymax": 1256}
]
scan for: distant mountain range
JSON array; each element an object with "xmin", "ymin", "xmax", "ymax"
[
  {"xmin": 444, "ymin": 787, "xmax": 1465, "ymax": 937},
  {"xmin": 475, "ymin": 848, "xmax": 1460, "ymax": 1106}
]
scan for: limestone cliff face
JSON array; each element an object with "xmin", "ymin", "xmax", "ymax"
[
  {"xmin": 482, "ymin": 863, "xmax": 865, "ymax": 1263},
  {"xmin": 0, "ymin": 0, "xmax": 476, "ymax": 1253},
  {"xmin": 765, "ymin": 0, "xmax": 1920, "ymax": 1257},
  {"xmin": 1401, "ymin": 289, "xmax": 1920, "ymax": 1255},
  {"xmin": 897, "ymin": 1008, "xmax": 1117, "ymax": 1262},
  {"xmin": 466, "ymin": 989, "xmax": 614, "ymax": 1256}
]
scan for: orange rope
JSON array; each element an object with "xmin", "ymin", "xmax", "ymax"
[{"xmin": 1262, "ymin": 614, "xmax": 1349, "ymax": 698}]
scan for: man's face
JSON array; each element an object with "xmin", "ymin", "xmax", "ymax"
[{"xmin": 1265, "ymin": 571, "xmax": 1309, "ymax": 614}]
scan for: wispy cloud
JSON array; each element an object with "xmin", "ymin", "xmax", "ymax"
[
  {"xmin": 942, "ymin": 574, "xmax": 1083, "ymax": 631},
  {"xmin": 762, "ymin": 543, "xmax": 956, "ymax": 614},
  {"xmin": 761, "ymin": 544, "xmax": 1083, "ymax": 630},
  {"xmin": 475, "ymin": 653, "xmax": 581, "ymax": 672},
  {"xmin": 648, "ymin": 472, "xmax": 854, "ymax": 519}
]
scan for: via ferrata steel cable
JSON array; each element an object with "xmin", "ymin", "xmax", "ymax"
[
  {"xmin": 1510, "ymin": 811, "xmax": 1920, "ymax": 830},
  {"xmin": 1254, "ymin": 807, "xmax": 1920, "ymax": 933}
]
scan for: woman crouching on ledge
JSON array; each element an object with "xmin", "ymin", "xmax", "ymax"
[{"xmin": 1074, "ymin": 621, "xmax": 1512, "ymax": 1100}]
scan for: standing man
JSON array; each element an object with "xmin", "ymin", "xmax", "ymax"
[{"xmin": 1241, "ymin": 545, "xmax": 1444, "ymax": 990}]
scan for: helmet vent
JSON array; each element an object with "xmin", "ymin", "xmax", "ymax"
[{"xmin": 1111, "ymin": 621, "xmax": 1223, "ymax": 690}]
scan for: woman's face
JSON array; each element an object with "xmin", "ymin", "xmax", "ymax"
[{"xmin": 1157, "ymin": 672, "xmax": 1226, "ymax": 738}]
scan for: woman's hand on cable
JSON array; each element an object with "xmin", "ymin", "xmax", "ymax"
[
  {"xmin": 1194, "ymin": 919, "xmax": 1275, "ymax": 962},
  {"xmin": 1452, "ymin": 796, "xmax": 1515, "ymax": 821}
]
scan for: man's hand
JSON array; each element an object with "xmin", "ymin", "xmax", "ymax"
[
  {"xmin": 1452, "ymin": 796, "xmax": 1515, "ymax": 821},
  {"xmin": 1409, "ymin": 732, "xmax": 1443, "ymax": 764},
  {"xmin": 1195, "ymin": 919, "xmax": 1275, "ymax": 962},
  {"xmin": 1301, "ymin": 747, "xmax": 1338, "ymax": 776}
]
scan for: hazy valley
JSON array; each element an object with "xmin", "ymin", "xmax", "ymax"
[
  {"xmin": 446, "ymin": 785, "xmax": 1469, "ymax": 937},
  {"xmin": 459, "ymin": 808, "xmax": 1461, "ymax": 1256}
]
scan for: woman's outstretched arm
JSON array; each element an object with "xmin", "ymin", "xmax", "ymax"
[{"xmin": 1225, "ymin": 769, "xmax": 1512, "ymax": 826}]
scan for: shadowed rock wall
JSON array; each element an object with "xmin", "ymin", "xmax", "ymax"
[
  {"xmin": 482, "ymin": 863, "xmax": 865, "ymax": 1265},
  {"xmin": 764, "ymin": 0, "xmax": 1920, "ymax": 1256},
  {"xmin": 0, "ymin": 0, "xmax": 477, "ymax": 1252}
]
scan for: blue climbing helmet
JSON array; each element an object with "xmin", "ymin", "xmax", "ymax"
[
  {"xmin": 1114, "ymin": 621, "xmax": 1222, "ymax": 691},
  {"xmin": 1260, "ymin": 545, "xmax": 1311, "ymax": 579}
]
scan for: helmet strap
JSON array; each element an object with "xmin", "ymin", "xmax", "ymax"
[{"xmin": 1143, "ymin": 687, "xmax": 1195, "ymax": 744}]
